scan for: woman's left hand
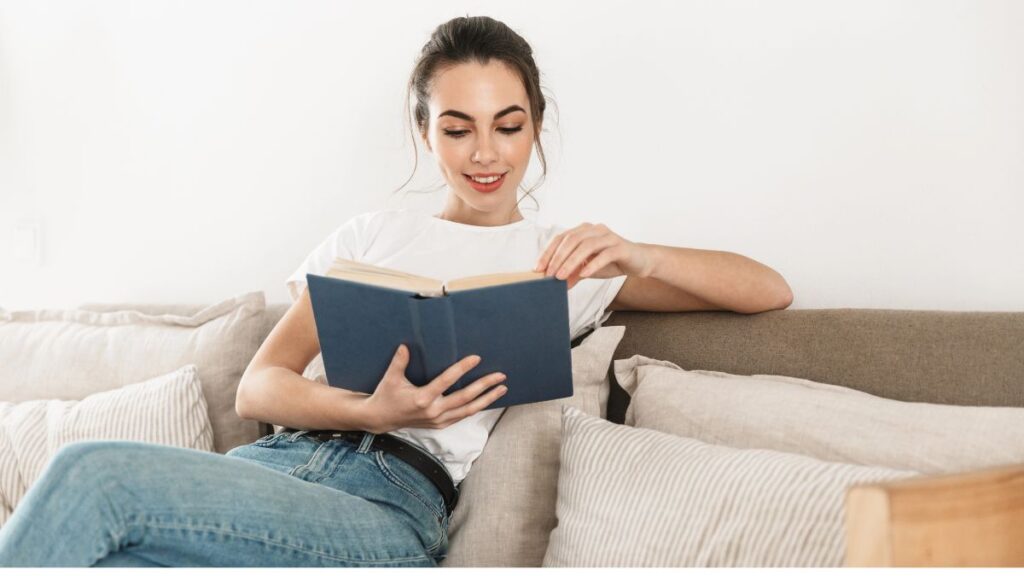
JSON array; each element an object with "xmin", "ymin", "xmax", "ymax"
[{"xmin": 534, "ymin": 222, "xmax": 654, "ymax": 290}]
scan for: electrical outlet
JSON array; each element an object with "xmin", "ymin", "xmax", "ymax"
[{"xmin": 13, "ymin": 218, "xmax": 40, "ymax": 265}]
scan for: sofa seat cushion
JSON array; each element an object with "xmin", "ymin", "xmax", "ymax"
[
  {"xmin": 542, "ymin": 406, "xmax": 916, "ymax": 567},
  {"xmin": 0, "ymin": 364, "xmax": 213, "ymax": 527}
]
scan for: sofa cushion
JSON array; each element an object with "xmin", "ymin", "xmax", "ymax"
[
  {"xmin": 441, "ymin": 326, "xmax": 625, "ymax": 567},
  {"xmin": 614, "ymin": 355, "xmax": 1024, "ymax": 474},
  {"xmin": 542, "ymin": 406, "xmax": 916, "ymax": 567},
  {"xmin": 0, "ymin": 364, "xmax": 213, "ymax": 527},
  {"xmin": 0, "ymin": 292, "xmax": 266, "ymax": 453}
]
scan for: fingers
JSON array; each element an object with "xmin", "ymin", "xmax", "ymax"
[
  {"xmin": 567, "ymin": 248, "xmax": 614, "ymax": 289},
  {"xmin": 556, "ymin": 236, "xmax": 617, "ymax": 280},
  {"xmin": 435, "ymin": 380, "xmax": 509, "ymax": 426},
  {"xmin": 437, "ymin": 371, "xmax": 507, "ymax": 413},
  {"xmin": 384, "ymin": 344, "xmax": 410, "ymax": 381},
  {"xmin": 579, "ymin": 245, "xmax": 618, "ymax": 278},
  {"xmin": 534, "ymin": 231, "xmax": 566, "ymax": 272},
  {"xmin": 421, "ymin": 354, "xmax": 482, "ymax": 400},
  {"xmin": 537, "ymin": 223, "xmax": 610, "ymax": 279},
  {"xmin": 535, "ymin": 222, "xmax": 592, "ymax": 273},
  {"xmin": 545, "ymin": 227, "xmax": 587, "ymax": 275}
]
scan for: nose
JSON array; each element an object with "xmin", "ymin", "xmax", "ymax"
[{"xmin": 471, "ymin": 131, "xmax": 498, "ymax": 166}]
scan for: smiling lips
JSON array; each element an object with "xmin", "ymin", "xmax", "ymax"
[{"xmin": 464, "ymin": 172, "xmax": 507, "ymax": 193}]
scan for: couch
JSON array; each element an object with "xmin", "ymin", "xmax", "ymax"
[{"xmin": 2, "ymin": 293, "xmax": 1022, "ymax": 566}]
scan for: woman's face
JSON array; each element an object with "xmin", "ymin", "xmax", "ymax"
[{"xmin": 422, "ymin": 60, "xmax": 536, "ymax": 225}]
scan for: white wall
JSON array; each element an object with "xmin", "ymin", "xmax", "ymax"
[{"xmin": 2, "ymin": 0, "xmax": 1022, "ymax": 311}]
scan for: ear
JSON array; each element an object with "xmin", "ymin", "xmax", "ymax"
[{"xmin": 421, "ymin": 131, "xmax": 432, "ymax": 154}]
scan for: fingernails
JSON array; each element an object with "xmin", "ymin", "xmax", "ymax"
[{"xmin": 499, "ymin": 385, "xmax": 508, "ymax": 394}]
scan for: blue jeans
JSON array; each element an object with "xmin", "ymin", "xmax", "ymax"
[{"xmin": 0, "ymin": 430, "xmax": 453, "ymax": 567}]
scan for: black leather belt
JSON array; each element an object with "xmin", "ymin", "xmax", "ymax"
[{"xmin": 299, "ymin": 429, "xmax": 459, "ymax": 516}]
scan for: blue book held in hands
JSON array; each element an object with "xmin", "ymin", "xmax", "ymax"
[{"xmin": 305, "ymin": 258, "xmax": 573, "ymax": 409}]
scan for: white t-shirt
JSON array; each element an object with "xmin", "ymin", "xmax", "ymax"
[{"xmin": 286, "ymin": 208, "xmax": 626, "ymax": 484}]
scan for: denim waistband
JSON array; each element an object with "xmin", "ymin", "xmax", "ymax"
[{"xmin": 283, "ymin": 429, "xmax": 458, "ymax": 489}]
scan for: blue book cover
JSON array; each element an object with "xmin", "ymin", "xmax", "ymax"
[{"xmin": 305, "ymin": 271, "xmax": 573, "ymax": 409}]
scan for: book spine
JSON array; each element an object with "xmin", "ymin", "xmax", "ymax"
[
  {"xmin": 413, "ymin": 296, "xmax": 459, "ymax": 387},
  {"xmin": 405, "ymin": 297, "xmax": 429, "ymax": 386}
]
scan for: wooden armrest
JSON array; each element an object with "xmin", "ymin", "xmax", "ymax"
[{"xmin": 845, "ymin": 464, "xmax": 1024, "ymax": 566}]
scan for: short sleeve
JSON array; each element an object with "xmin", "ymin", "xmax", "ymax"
[
  {"xmin": 285, "ymin": 214, "xmax": 371, "ymax": 302},
  {"xmin": 566, "ymin": 274, "xmax": 627, "ymax": 341}
]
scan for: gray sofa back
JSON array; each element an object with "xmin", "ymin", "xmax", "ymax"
[
  {"xmin": 83, "ymin": 300, "xmax": 1024, "ymax": 430},
  {"xmin": 259, "ymin": 304, "xmax": 1023, "ymax": 418}
]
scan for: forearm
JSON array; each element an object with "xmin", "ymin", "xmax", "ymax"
[
  {"xmin": 644, "ymin": 243, "xmax": 793, "ymax": 313},
  {"xmin": 235, "ymin": 366, "xmax": 377, "ymax": 432}
]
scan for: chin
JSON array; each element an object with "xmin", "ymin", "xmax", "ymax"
[{"xmin": 458, "ymin": 189, "xmax": 512, "ymax": 208}]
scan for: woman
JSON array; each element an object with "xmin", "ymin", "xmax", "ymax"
[{"xmin": 0, "ymin": 16, "xmax": 792, "ymax": 567}]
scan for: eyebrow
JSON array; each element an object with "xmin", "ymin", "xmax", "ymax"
[{"xmin": 438, "ymin": 105, "xmax": 526, "ymax": 122}]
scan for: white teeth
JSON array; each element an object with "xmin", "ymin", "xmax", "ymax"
[{"xmin": 470, "ymin": 174, "xmax": 502, "ymax": 184}]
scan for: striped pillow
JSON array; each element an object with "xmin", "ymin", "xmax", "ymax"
[
  {"xmin": 0, "ymin": 364, "xmax": 213, "ymax": 527},
  {"xmin": 442, "ymin": 326, "xmax": 626, "ymax": 567},
  {"xmin": 543, "ymin": 406, "xmax": 917, "ymax": 567}
]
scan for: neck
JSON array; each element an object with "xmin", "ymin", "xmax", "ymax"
[{"xmin": 437, "ymin": 197, "xmax": 524, "ymax": 227}]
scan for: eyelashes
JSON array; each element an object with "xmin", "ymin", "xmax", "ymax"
[{"xmin": 443, "ymin": 127, "xmax": 523, "ymax": 139}]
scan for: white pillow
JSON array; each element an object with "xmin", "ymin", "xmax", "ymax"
[
  {"xmin": 0, "ymin": 292, "xmax": 265, "ymax": 453},
  {"xmin": 542, "ymin": 406, "xmax": 916, "ymax": 567},
  {"xmin": 614, "ymin": 355, "xmax": 1024, "ymax": 474},
  {"xmin": 0, "ymin": 364, "xmax": 213, "ymax": 527}
]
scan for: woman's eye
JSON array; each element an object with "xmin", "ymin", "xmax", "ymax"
[{"xmin": 443, "ymin": 126, "xmax": 522, "ymax": 139}]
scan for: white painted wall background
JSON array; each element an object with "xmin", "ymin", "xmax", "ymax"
[{"xmin": 1, "ymin": 0, "xmax": 1021, "ymax": 311}]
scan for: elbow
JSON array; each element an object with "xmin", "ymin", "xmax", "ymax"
[
  {"xmin": 735, "ymin": 285, "xmax": 793, "ymax": 315},
  {"xmin": 763, "ymin": 271, "xmax": 794, "ymax": 311},
  {"xmin": 234, "ymin": 382, "xmax": 251, "ymax": 421},
  {"xmin": 775, "ymin": 286, "xmax": 794, "ymax": 310},
  {"xmin": 764, "ymin": 283, "xmax": 794, "ymax": 312},
  {"xmin": 235, "ymin": 368, "xmax": 259, "ymax": 420}
]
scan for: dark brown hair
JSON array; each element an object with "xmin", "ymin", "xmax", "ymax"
[{"xmin": 395, "ymin": 16, "xmax": 551, "ymax": 212}]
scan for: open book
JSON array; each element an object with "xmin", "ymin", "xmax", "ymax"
[
  {"xmin": 306, "ymin": 258, "xmax": 574, "ymax": 409},
  {"xmin": 324, "ymin": 257, "xmax": 546, "ymax": 297}
]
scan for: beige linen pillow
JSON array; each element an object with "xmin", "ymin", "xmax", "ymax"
[
  {"xmin": 441, "ymin": 326, "xmax": 625, "ymax": 567},
  {"xmin": 0, "ymin": 364, "xmax": 213, "ymax": 527},
  {"xmin": 614, "ymin": 355, "xmax": 1024, "ymax": 474},
  {"xmin": 543, "ymin": 406, "xmax": 916, "ymax": 567},
  {"xmin": 0, "ymin": 292, "xmax": 266, "ymax": 453}
]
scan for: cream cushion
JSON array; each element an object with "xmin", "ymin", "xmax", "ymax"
[
  {"xmin": 441, "ymin": 326, "xmax": 625, "ymax": 567},
  {"xmin": 614, "ymin": 355, "xmax": 1024, "ymax": 474},
  {"xmin": 542, "ymin": 406, "xmax": 916, "ymax": 567},
  {"xmin": 0, "ymin": 292, "xmax": 266, "ymax": 453},
  {"xmin": 0, "ymin": 364, "xmax": 213, "ymax": 527}
]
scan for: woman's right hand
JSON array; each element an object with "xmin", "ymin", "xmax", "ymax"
[{"xmin": 361, "ymin": 344, "xmax": 508, "ymax": 434}]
